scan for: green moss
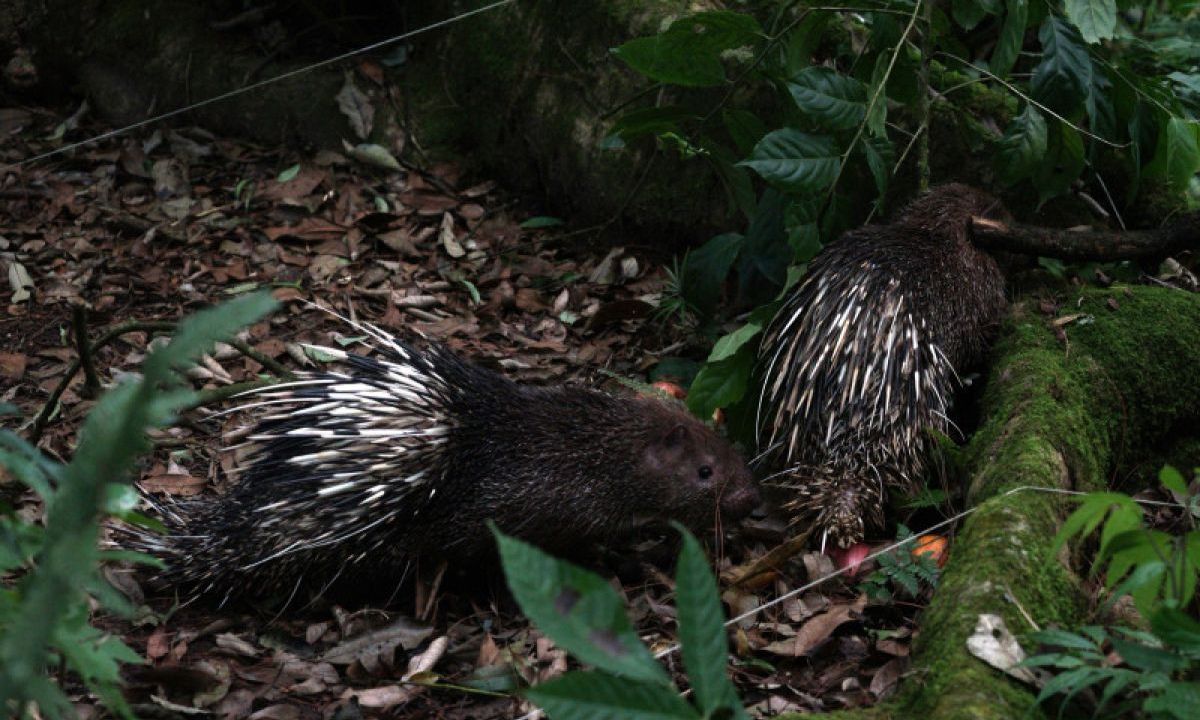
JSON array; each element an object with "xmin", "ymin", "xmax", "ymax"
[{"xmin": 858, "ymin": 286, "xmax": 1200, "ymax": 719}]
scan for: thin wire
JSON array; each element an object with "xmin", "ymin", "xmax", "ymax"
[
  {"xmin": 511, "ymin": 483, "xmax": 1188, "ymax": 719},
  {"xmin": 675, "ymin": 485, "xmax": 1187, "ymax": 657},
  {"xmin": 0, "ymin": 0, "xmax": 516, "ymax": 174}
]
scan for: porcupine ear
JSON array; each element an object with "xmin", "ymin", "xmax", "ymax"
[{"xmin": 642, "ymin": 424, "xmax": 689, "ymax": 472}]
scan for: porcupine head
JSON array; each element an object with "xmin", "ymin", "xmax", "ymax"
[{"xmin": 433, "ymin": 389, "xmax": 761, "ymax": 560}]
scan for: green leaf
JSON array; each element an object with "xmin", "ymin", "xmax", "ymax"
[
  {"xmin": 686, "ymin": 347, "xmax": 754, "ymax": 422},
  {"xmin": 1030, "ymin": 628, "xmax": 1101, "ymax": 652},
  {"xmin": 1145, "ymin": 117, "xmax": 1200, "ymax": 192},
  {"xmin": 1109, "ymin": 634, "xmax": 1188, "ymax": 673},
  {"xmin": 276, "ymin": 163, "xmax": 300, "ymax": 182},
  {"xmin": 144, "ymin": 292, "xmax": 278, "ymax": 380},
  {"xmin": 1143, "ymin": 683, "xmax": 1200, "ymax": 719},
  {"xmin": 1035, "ymin": 666, "xmax": 1103, "ymax": 704},
  {"xmin": 786, "ymin": 67, "xmax": 867, "ymax": 131},
  {"xmin": 1151, "ymin": 607, "xmax": 1200, "ymax": 654},
  {"xmin": 860, "ymin": 136, "xmax": 894, "ymax": 197},
  {"xmin": 1031, "ymin": 16, "xmax": 1092, "ymax": 115},
  {"xmin": 1064, "ymin": 0, "xmax": 1116, "ymax": 44},
  {"xmin": 1032, "ymin": 120, "xmax": 1085, "ymax": 204},
  {"xmin": 738, "ymin": 129, "xmax": 839, "ymax": 193},
  {"xmin": 952, "ymin": 0, "xmax": 996, "ymax": 31},
  {"xmin": 674, "ymin": 527, "xmax": 743, "ymax": 719},
  {"xmin": 0, "ymin": 431, "xmax": 61, "ymax": 500},
  {"xmin": 1051, "ymin": 492, "xmax": 1137, "ymax": 553},
  {"xmin": 680, "ymin": 233, "xmax": 743, "ymax": 318},
  {"xmin": 494, "ymin": 528, "xmax": 669, "ymax": 685},
  {"xmin": 707, "ymin": 322, "xmax": 762, "ymax": 363},
  {"xmin": 520, "ymin": 216, "xmax": 564, "ymax": 229},
  {"xmin": 990, "ymin": 0, "xmax": 1028, "ymax": 79},
  {"xmin": 610, "ymin": 106, "xmax": 699, "ymax": 142},
  {"xmin": 735, "ymin": 188, "xmax": 791, "ymax": 307},
  {"xmin": 611, "ymin": 11, "xmax": 762, "ymax": 87},
  {"xmin": 1159, "ymin": 466, "xmax": 1187, "ymax": 496},
  {"xmin": 996, "ymin": 105, "xmax": 1048, "ymax": 186},
  {"xmin": 708, "ymin": 146, "xmax": 757, "ymax": 221},
  {"xmin": 723, "ymin": 109, "xmax": 767, "ymax": 156},
  {"xmin": 525, "ymin": 671, "xmax": 698, "ymax": 720},
  {"xmin": 1095, "ymin": 669, "xmax": 1139, "ymax": 716}
]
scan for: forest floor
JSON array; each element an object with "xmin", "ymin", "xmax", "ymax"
[{"xmin": 2, "ymin": 103, "xmax": 929, "ymax": 719}]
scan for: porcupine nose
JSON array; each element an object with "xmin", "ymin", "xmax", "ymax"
[{"xmin": 720, "ymin": 470, "xmax": 761, "ymax": 519}]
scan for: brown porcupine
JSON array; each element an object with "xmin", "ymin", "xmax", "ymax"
[
  {"xmin": 128, "ymin": 317, "xmax": 759, "ymax": 605},
  {"xmin": 757, "ymin": 184, "xmax": 1008, "ymax": 548}
]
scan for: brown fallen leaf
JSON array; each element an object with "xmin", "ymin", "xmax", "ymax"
[
  {"xmin": 761, "ymin": 594, "xmax": 867, "ymax": 657},
  {"xmin": 869, "ymin": 656, "xmax": 909, "ymax": 698},
  {"xmin": 145, "ymin": 626, "xmax": 170, "ymax": 662},
  {"xmin": 0, "ymin": 352, "xmax": 27, "ymax": 379},
  {"xmin": 140, "ymin": 473, "xmax": 206, "ymax": 496},
  {"xmin": 343, "ymin": 684, "xmax": 416, "ymax": 710},
  {"xmin": 260, "ymin": 164, "xmax": 326, "ymax": 202}
]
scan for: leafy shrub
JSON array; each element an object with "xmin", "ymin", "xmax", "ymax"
[
  {"xmin": 608, "ymin": 3, "xmax": 1200, "ymax": 423},
  {"xmin": 494, "ymin": 522, "xmax": 746, "ymax": 719},
  {"xmin": 1021, "ymin": 466, "xmax": 1200, "ymax": 718},
  {"xmin": 0, "ymin": 292, "xmax": 277, "ymax": 718}
]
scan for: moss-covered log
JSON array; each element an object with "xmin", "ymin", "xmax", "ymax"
[{"xmin": 785, "ymin": 285, "xmax": 1200, "ymax": 720}]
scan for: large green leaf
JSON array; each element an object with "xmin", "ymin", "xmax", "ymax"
[
  {"xmin": 686, "ymin": 347, "xmax": 754, "ymax": 422},
  {"xmin": 860, "ymin": 135, "xmax": 895, "ymax": 197},
  {"xmin": 1151, "ymin": 608, "xmax": 1200, "ymax": 654},
  {"xmin": 990, "ymin": 0, "xmax": 1029, "ymax": 79},
  {"xmin": 681, "ymin": 233, "xmax": 744, "ymax": 318},
  {"xmin": 1143, "ymin": 683, "xmax": 1200, "ymax": 719},
  {"xmin": 609, "ymin": 106, "xmax": 699, "ymax": 142},
  {"xmin": 1032, "ymin": 120, "xmax": 1085, "ymax": 203},
  {"xmin": 707, "ymin": 322, "xmax": 762, "ymax": 363},
  {"xmin": 1145, "ymin": 116, "xmax": 1200, "ymax": 191},
  {"xmin": 674, "ymin": 527, "xmax": 745, "ymax": 719},
  {"xmin": 494, "ymin": 529, "xmax": 669, "ymax": 685},
  {"xmin": 723, "ymin": 108, "xmax": 767, "ymax": 156},
  {"xmin": 611, "ymin": 11, "xmax": 762, "ymax": 87},
  {"xmin": 952, "ymin": 0, "xmax": 999, "ymax": 31},
  {"xmin": 786, "ymin": 67, "xmax": 867, "ymax": 131},
  {"xmin": 1031, "ymin": 16, "xmax": 1092, "ymax": 114},
  {"xmin": 525, "ymin": 671, "xmax": 698, "ymax": 720},
  {"xmin": 1065, "ymin": 0, "xmax": 1116, "ymax": 44},
  {"xmin": 1109, "ymin": 634, "xmax": 1188, "ymax": 674},
  {"xmin": 738, "ymin": 129, "xmax": 839, "ymax": 193},
  {"xmin": 735, "ymin": 188, "xmax": 791, "ymax": 308},
  {"xmin": 996, "ymin": 105, "xmax": 1048, "ymax": 186}
]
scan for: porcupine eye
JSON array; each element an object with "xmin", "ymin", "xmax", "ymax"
[{"xmin": 698, "ymin": 465, "xmax": 713, "ymax": 480}]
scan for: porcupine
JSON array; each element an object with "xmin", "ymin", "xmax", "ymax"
[
  {"xmin": 130, "ymin": 314, "xmax": 760, "ymax": 604},
  {"xmin": 757, "ymin": 184, "xmax": 1008, "ymax": 548}
]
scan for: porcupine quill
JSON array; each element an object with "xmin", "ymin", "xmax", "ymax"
[{"xmin": 756, "ymin": 184, "xmax": 1008, "ymax": 548}]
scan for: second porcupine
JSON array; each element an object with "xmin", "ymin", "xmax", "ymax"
[
  {"xmin": 132, "ymin": 316, "xmax": 760, "ymax": 603},
  {"xmin": 757, "ymin": 184, "xmax": 1008, "ymax": 548}
]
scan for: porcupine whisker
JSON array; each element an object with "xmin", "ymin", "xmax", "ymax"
[{"xmin": 384, "ymin": 561, "xmax": 413, "ymax": 608}]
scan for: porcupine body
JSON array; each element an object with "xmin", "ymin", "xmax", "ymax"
[
  {"xmin": 133, "ymin": 321, "xmax": 759, "ymax": 604},
  {"xmin": 757, "ymin": 184, "xmax": 1008, "ymax": 548}
]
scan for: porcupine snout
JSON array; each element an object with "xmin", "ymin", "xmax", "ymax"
[{"xmin": 719, "ymin": 464, "xmax": 761, "ymax": 518}]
